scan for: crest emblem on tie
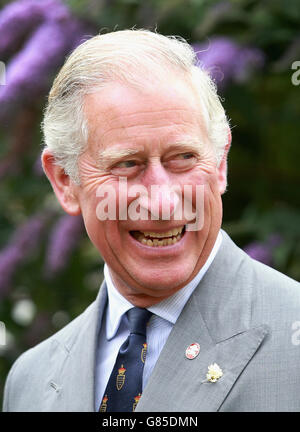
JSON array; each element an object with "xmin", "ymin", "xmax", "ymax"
[
  {"xmin": 116, "ymin": 364, "xmax": 126, "ymax": 390},
  {"xmin": 133, "ymin": 393, "xmax": 142, "ymax": 411},
  {"xmin": 141, "ymin": 343, "xmax": 147, "ymax": 363},
  {"xmin": 99, "ymin": 395, "xmax": 108, "ymax": 412}
]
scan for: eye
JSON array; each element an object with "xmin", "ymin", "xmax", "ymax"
[
  {"xmin": 115, "ymin": 160, "xmax": 137, "ymax": 168},
  {"xmin": 110, "ymin": 159, "xmax": 144, "ymax": 177},
  {"xmin": 178, "ymin": 153, "xmax": 195, "ymax": 160},
  {"xmin": 164, "ymin": 152, "xmax": 198, "ymax": 172}
]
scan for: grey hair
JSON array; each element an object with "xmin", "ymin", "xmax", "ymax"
[{"xmin": 41, "ymin": 29, "xmax": 230, "ymax": 185}]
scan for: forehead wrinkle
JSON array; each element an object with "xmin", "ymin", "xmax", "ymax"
[
  {"xmin": 92, "ymin": 117, "xmax": 204, "ymax": 147},
  {"xmin": 95, "ymin": 113, "xmax": 198, "ymax": 135},
  {"xmin": 105, "ymin": 107, "xmax": 201, "ymax": 124}
]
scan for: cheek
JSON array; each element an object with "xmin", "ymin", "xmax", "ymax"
[
  {"xmin": 80, "ymin": 197, "xmax": 102, "ymax": 242},
  {"xmin": 177, "ymin": 161, "xmax": 217, "ymax": 183},
  {"xmin": 77, "ymin": 186, "xmax": 109, "ymax": 245},
  {"xmin": 79, "ymin": 182, "xmax": 125, "ymax": 253},
  {"xmin": 183, "ymin": 170, "xmax": 221, "ymax": 223},
  {"xmin": 178, "ymin": 168, "xmax": 218, "ymax": 200},
  {"xmin": 78, "ymin": 163, "xmax": 120, "ymax": 224}
]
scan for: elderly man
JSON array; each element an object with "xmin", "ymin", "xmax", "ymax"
[{"xmin": 3, "ymin": 30, "xmax": 300, "ymax": 412}]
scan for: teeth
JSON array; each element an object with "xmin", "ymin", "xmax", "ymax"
[
  {"xmin": 141, "ymin": 226, "xmax": 183, "ymax": 238},
  {"xmin": 135, "ymin": 227, "xmax": 184, "ymax": 247}
]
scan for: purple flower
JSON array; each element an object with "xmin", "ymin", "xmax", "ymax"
[
  {"xmin": 10, "ymin": 214, "xmax": 46, "ymax": 250},
  {"xmin": 193, "ymin": 37, "xmax": 265, "ymax": 88},
  {"xmin": 0, "ymin": 0, "xmax": 69, "ymax": 58},
  {"xmin": 234, "ymin": 47, "xmax": 265, "ymax": 83},
  {"xmin": 0, "ymin": 17, "xmax": 83, "ymax": 119},
  {"xmin": 0, "ymin": 0, "xmax": 45, "ymax": 58},
  {"xmin": 44, "ymin": 215, "xmax": 84, "ymax": 277},
  {"xmin": 0, "ymin": 214, "xmax": 47, "ymax": 298},
  {"xmin": 0, "ymin": 0, "xmax": 89, "ymax": 122},
  {"xmin": 244, "ymin": 242, "xmax": 272, "ymax": 266},
  {"xmin": 244, "ymin": 233, "xmax": 283, "ymax": 266},
  {"xmin": 43, "ymin": 0, "xmax": 71, "ymax": 22}
]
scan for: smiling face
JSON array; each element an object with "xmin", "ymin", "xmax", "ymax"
[{"xmin": 44, "ymin": 75, "xmax": 229, "ymax": 307}]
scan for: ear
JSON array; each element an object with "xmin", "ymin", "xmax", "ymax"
[
  {"xmin": 41, "ymin": 149, "xmax": 81, "ymax": 216},
  {"xmin": 217, "ymin": 129, "xmax": 231, "ymax": 194}
]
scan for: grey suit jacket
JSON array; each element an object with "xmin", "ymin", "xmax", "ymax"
[{"xmin": 2, "ymin": 231, "xmax": 300, "ymax": 411}]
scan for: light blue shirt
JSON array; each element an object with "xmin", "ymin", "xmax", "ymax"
[{"xmin": 94, "ymin": 231, "xmax": 222, "ymax": 410}]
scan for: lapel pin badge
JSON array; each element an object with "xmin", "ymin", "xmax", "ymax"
[
  {"xmin": 185, "ymin": 342, "xmax": 200, "ymax": 359},
  {"xmin": 203, "ymin": 363, "xmax": 223, "ymax": 383}
]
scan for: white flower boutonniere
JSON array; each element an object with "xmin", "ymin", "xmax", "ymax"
[{"xmin": 206, "ymin": 363, "xmax": 223, "ymax": 382}]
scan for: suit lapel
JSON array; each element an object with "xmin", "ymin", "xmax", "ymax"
[
  {"xmin": 136, "ymin": 231, "xmax": 269, "ymax": 412},
  {"xmin": 136, "ymin": 294, "xmax": 267, "ymax": 412},
  {"xmin": 45, "ymin": 280, "xmax": 107, "ymax": 412}
]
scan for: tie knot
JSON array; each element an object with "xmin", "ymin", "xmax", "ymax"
[{"xmin": 127, "ymin": 307, "xmax": 152, "ymax": 336}]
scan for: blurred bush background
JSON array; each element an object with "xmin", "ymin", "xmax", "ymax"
[{"xmin": 0, "ymin": 0, "xmax": 299, "ymax": 407}]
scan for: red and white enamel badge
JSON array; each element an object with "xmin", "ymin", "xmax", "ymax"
[{"xmin": 185, "ymin": 342, "xmax": 200, "ymax": 359}]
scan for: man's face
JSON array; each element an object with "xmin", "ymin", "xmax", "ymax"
[{"xmin": 74, "ymin": 77, "xmax": 226, "ymax": 306}]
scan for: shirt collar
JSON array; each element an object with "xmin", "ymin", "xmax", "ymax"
[
  {"xmin": 104, "ymin": 231, "xmax": 222, "ymax": 340},
  {"xmin": 104, "ymin": 264, "xmax": 134, "ymax": 340}
]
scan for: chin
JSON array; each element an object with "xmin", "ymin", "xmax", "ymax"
[{"xmin": 130, "ymin": 265, "xmax": 195, "ymax": 295}]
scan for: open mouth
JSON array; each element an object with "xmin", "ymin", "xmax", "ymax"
[{"xmin": 130, "ymin": 225, "xmax": 186, "ymax": 247}]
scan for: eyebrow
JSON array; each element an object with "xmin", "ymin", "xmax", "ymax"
[
  {"xmin": 166, "ymin": 140, "xmax": 204, "ymax": 154},
  {"xmin": 95, "ymin": 140, "xmax": 204, "ymax": 170},
  {"xmin": 95, "ymin": 147, "xmax": 143, "ymax": 170}
]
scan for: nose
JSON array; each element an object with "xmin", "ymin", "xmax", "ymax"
[{"xmin": 139, "ymin": 162, "xmax": 181, "ymax": 220}]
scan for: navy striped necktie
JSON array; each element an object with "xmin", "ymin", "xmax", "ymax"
[{"xmin": 99, "ymin": 307, "xmax": 152, "ymax": 412}]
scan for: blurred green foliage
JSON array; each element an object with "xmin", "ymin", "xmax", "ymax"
[{"xmin": 0, "ymin": 0, "xmax": 299, "ymax": 408}]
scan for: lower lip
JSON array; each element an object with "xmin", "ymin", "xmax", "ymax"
[{"xmin": 127, "ymin": 228, "xmax": 189, "ymax": 256}]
